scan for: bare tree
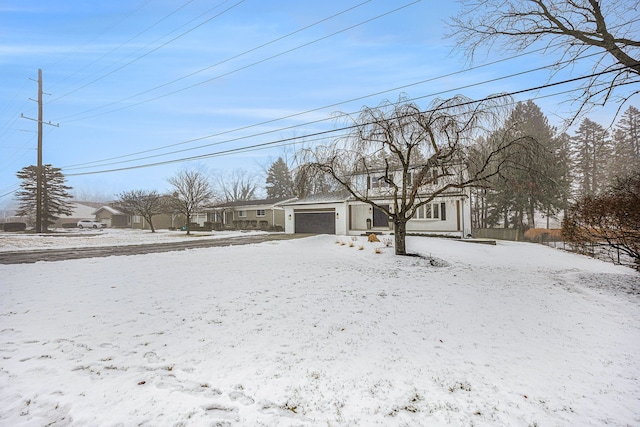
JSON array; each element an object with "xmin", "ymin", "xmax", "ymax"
[
  {"xmin": 215, "ymin": 169, "xmax": 258, "ymax": 202},
  {"xmin": 116, "ymin": 189, "xmax": 165, "ymax": 233},
  {"xmin": 562, "ymin": 171, "xmax": 640, "ymax": 268},
  {"xmin": 448, "ymin": 0, "xmax": 640, "ymax": 120},
  {"xmin": 167, "ymin": 169, "xmax": 213, "ymax": 235},
  {"xmin": 303, "ymin": 95, "xmax": 528, "ymax": 255}
]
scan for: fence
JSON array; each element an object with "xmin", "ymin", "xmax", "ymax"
[{"xmin": 473, "ymin": 228, "xmax": 636, "ymax": 269}]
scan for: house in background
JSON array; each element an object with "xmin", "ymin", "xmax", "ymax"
[
  {"xmin": 93, "ymin": 202, "xmax": 186, "ymax": 230},
  {"xmin": 130, "ymin": 211, "xmax": 186, "ymax": 230},
  {"xmin": 93, "ymin": 205, "xmax": 130, "ymax": 228},
  {"xmin": 52, "ymin": 201, "xmax": 105, "ymax": 228},
  {"xmin": 207, "ymin": 198, "xmax": 296, "ymax": 231}
]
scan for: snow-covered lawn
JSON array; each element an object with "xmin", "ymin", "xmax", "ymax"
[
  {"xmin": 0, "ymin": 228, "xmax": 267, "ymax": 252},
  {"xmin": 1, "ymin": 234, "xmax": 638, "ymax": 426}
]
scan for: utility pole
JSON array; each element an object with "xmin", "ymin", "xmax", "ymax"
[{"xmin": 21, "ymin": 69, "xmax": 59, "ymax": 233}]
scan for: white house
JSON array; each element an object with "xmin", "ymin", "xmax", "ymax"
[{"xmin": 283, "ymin": 167, "xmax": 472, "ymax": 237}]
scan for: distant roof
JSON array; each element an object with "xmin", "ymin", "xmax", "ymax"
[
  {"xmin": 92, "ymin": 205, "xmax": 125, "ymax": 215},
  {"xmin": 74, "ymin": 200, "xmax": 109, "ymax": 209},
  {"xmin": 209, "ymin": 197, "xmax": 297, "ymax": 209},
  {"xmin": 57, "ymin": 201, "xmax": 104, "ymax": 219}
]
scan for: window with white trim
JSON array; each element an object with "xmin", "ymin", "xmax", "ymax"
[
  {"xmin": 133, "ymin": 215, "xmax": 141, "ymax": 223},
  {"xmin": 238, "ymin": 210, "xmax": 246, "ymax": 218},
  {"xmin": 256, "ymin": 209, "xmax": 266, "ymax": 217},
  {"xmin": 413, "ymin": 203, "xmax": 440, "ymax": 220}
]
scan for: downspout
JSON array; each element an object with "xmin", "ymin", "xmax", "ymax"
[{"xmin": 460, "ymin": 198, "xmax": 465, "ymax": 238}]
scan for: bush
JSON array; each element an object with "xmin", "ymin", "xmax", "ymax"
[
  {"xmin": 562, "ymin": 172, "xmax": 640, "ymax": 268},
  {"xmin": 3, "ymin": 222, "xmax": 27, "ymax": 232},
  {"xmin": 524, "ymin": 228, "xmax": 562, "ymax": 243}
]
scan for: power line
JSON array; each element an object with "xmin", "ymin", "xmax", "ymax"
[
  {"xmin": 48, "ymin": 0, "xmax": 247, "ymax": 105},
  {"xmin": 51, "ymin": 0, "xmax": 374, "ymax": 121},
  {"xmin": 61, "ymin": 50, "xmax": 605, "ymax": 172},
  {"xmin": 63, "ymin": 68, "xmax": 628, "ymax": 177},
  {"xmin": 49, "ymin": 0, "xmax": 196, "ymax": 92},
  {"xmin": 53, "ymin": 0, "xmax": 421, "ymax": 122}
]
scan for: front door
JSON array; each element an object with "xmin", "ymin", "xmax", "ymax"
[{"xmin": 372, "ymin": 205, "xmax": 389, "ymax": 227}]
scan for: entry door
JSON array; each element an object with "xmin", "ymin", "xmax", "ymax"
[{"xmin": 372, "ymin": 205, "xmax": 389, "ymax": 227}]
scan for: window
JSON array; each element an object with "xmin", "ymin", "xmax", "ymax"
[
  {"xmin": 133, "ymin": 215, "xmax": 141, "ymax": 224},
  {"xmin": 367, "ymin": 175, "xmax": 391, "ymax": 189},
  {"xmin": 238, "ymin": 210, "xmax": 246, "ymax": 218},
  {"xmin": 256, "ymin": 209, "xmax": 266, "ymax": 217},
  {"xmin": 413, "ymin": 203, "xmax": 441, "ymax": 220}
]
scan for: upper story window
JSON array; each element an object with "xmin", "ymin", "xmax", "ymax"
[
  {"xmin": 366, "ymin": 171, "xmax": 414, "ymax": 190},
  {"xmin": 367, "ymin": 176, "xmax": 392, "ymax": 189},
  {"xmin": 256, "ymin": 209, "xmax": 266, "ymax": 217}
]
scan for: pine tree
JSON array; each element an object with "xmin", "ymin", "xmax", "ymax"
[
  {"xmin": 487, "ymin": 101, "xmax": 567, "ymax": 229},
  {"xmin": 15, "ymin": 164, "xmax": 74, "ymax": 232},
  {"xmin": 611, "ymin": 106, "xmax": 640, "ymax": 181},
  {"xmin": 571, "ymin": 118, "xmax": 611, "ymax": 196},
  {"xmin": 265, "ymin": 157, "xmax": 294, "ymax": 199}
]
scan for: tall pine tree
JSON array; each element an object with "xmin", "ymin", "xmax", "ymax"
[
  {"xmin": 486, "ymin": 101, "xmax": 568, "ymax": 229},
  {"xmin": 265, "ymin": 157, "xmax": 294, "ymax": 199},
  {"xmin": 611, "ymin": 106, "xmax": 640, "ymax": 182},
  {"xmin": 571, "ymin": 118, "xmax": 611, "ymax": 196},
  {"xmin": 15, "ymin": 164, "xmax": 74, "ymax": 232}
]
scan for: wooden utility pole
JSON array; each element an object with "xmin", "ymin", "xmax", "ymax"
[
  {"xmin": 36, "ymin": 69, "xmax": 43, "ymax": 233},
  {"xmin": 21, "ymin": 69, "xmax": 58, "ymax": 233}
]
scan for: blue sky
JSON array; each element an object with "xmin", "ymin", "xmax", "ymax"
[{"xmin": 0, "ymin": 0, "xmax": 635, "ymax": 205}]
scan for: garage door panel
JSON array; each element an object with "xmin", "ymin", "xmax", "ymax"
[{"xmin": 294, "ymin": 212, "xmax": 335, "ymax": 234}]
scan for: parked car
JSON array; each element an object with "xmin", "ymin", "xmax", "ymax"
[{"xmin": 77, "ymin": 219, "xmax": 106, "ymax": 229}]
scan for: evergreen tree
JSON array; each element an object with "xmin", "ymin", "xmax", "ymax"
[
  {"xmin": 571, "ymin": 118, "xmax": 611, "ymax": 196},
  {"xmin": 611, "ymin": 106, "xmax": 640, "ymax": 181},
  {"xmin": 15, "ymin": 164, "xmax": 74, "ymax": 232},
  {"xmin": 487, "ymin": 101, "xmax": 567, "ymax": 229},
  {"xmin": 265, "ymin": 157, "xmax": 294, "ymax": 199}
]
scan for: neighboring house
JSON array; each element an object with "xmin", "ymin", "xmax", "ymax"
[
  {"xmin": 52, "ymin": 201, "xmax": 105, "ymax": 228},
  {"xmin": 93, "ymin": 205, "xmax": 130, "ymax": 228},
  {"xmin": 130, "ymin": 212, "xmax": 186, "ymax": 230},
  {"xmin": 94, "ymin": 203, "xmax": 187, "ymax": 230},
  {"xmin": 207, "ymin": 198, "xmax": 296, "ymax": 231},
  {"xmin": 282, "ymin": 169, "xmax": 472, "ymax": 237}
]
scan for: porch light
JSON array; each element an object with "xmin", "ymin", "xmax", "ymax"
[
  {"xmin": 288, "ymin": 214, "xmax": 292, "ymax": 220},
  {"xmin": 336, "ymin": 212, "xmax": 339, "ymax": 219}
]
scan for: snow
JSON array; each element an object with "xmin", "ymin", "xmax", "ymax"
[
  {"xmin": 1, "ymin": 232, "xmax": 639, "ymax": 426},
  {"xmin": 0, "ymin": 228, "xmax": 267, "ymax": 252}
]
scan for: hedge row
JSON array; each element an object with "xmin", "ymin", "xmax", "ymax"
[{"xmin": 2, "ymin": 222, "xmax": 27, "ymax": 232}]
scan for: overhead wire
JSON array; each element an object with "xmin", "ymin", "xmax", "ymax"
[
  {"xmin": 62, "ymin": 67, "xmax": 628, "ymax": 177},
  {"xmin": 48, "ymin": 0, "xmax": 196, "ymax": 92},
  {"xmin": 61, "ymin": 49, "xmax": 605, "ymax": 171},
  {"xmin": 52, "ymin": 0, "xmax": 374, "ymax": 122},
  {"xmin": 54, "ymin": 0, "xmax": 419, "ymax": 122},
  {"xmin": 48, "ymin": 0, "xmax": 247, "ymax": 105}
]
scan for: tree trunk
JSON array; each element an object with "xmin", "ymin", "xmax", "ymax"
[
  {"xmin": 146, "ymin": 216, "xmax": 156, "ymax": 233},
  {"xmin": 186, "ymin": 213, "xmax": 191, "ymax": 235},
  {"xmin": 393, "ymin": 219, "xmax": 407, "ymax": 256}
]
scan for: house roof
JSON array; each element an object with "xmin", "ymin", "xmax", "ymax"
[
  {"xmin": 92, "ymin": 205, "xmax": 126, "ymax": 215},
  {"xmin": 281, "ymin": 192, "xmax": 350, "ymax": 206},
  {"xmin": 57, "ymin": 202, "xmax": 104, "ymax": 219},
  {"xmin": 208, "ymin": 197, "xmax": 297, "ymax": 209}
]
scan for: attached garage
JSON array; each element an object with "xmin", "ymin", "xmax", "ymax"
[{"xmin": 294, "ymin": 209, "xmax": 336, "ymax": 234}]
